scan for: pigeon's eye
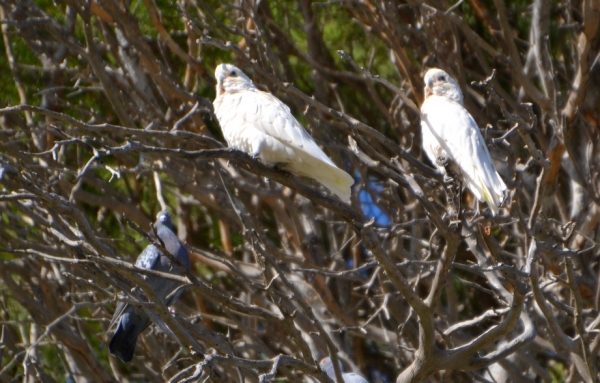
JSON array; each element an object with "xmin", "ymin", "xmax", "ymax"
[
  {"xmin": 439, "ymin": 75, "xmax": 446, "ymax": 81},
  {"xmin": 230, "ymin": 71, "xmax": 237, "ymax": 77}
]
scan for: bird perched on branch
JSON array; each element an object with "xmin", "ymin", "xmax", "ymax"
[
  {"xmin": 320, "ymin": 357, "xmax": 369, "ymax": 383},
  {"xmin": 420, "ymin": 68, "xmax": 507, "ymax": 215},
  {"xmin": 109, "ymin": 211, "xmax": 191, "ymax": 363},
  {"xmin": 213, "ymin": 63, "xmax": 354, "ymax": 202}
]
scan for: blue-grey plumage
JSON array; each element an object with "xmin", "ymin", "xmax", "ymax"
[
  {"xmin": 109, "ymin": 211, "xmax": 191, "ymax": 363},
  {"xmin": 320, "ymin": 357, "xmax": 369, "ymax": 383}
]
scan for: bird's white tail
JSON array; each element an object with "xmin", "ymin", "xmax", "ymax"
[
  {"xmin": 316, "ymin": 164, "xmax": 354, "ymax": 202},
  {"xmin": 288, "ymin": 156, "xmax": 354, "ymax": 202},
  {"xmin": 471, "ymin": 174, "xmax": 506, "ymax": 216}
]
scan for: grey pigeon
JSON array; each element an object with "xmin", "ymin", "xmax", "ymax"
[
  {"xmin": 109, "ymin": 211, "xmax": 191, "ymax": 363},
  {"xmin": 320, "ymin": 357, "xmax": 369, "ymax": 383}
]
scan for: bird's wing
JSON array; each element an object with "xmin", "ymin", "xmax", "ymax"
[
  {"xmin": 109, "ymin": 301, "xmax": 128, "ymax": 330},
  {"xmin": 109, "ymin": 244, "xmax": 161, "ymax": 328},
  {"xmin": 157, "ymin": 227, "xmax": 191, "ymax": 272},
  {"xmin": 216, "ymin": 89, "xmax": 337, "ymax": 166},
  {"xmin": 149, "ymin": 229, "xmax": 192, "ymax": 306},
  {"xmin": 134, "ymin": 244, "xmax": 161, "ymax": 271},
  {"xmin": 421, "ymin": 96, "xmax": 504, "ymax": 199}
]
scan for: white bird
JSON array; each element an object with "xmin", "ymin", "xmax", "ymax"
[
  {"xmin": 320, "ymin": 357, "xmax": 369, "ymax": 383},
  {"xmin": 420, "ymin": 68, "xmax": 507, "ymax": 215},
  {"xmin": 213, "ymin": 63, "xmax": 354, "ymax": 202}
]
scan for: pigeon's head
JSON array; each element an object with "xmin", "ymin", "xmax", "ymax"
[
  {"xmin": 424, "ymin": 68, "xmax": 463, "ymax": 105},
  {"xmin": 215, "ymin": 63, "xmax": 255, "ymax": 97},
  {"xmin": 155, "ymin": 210, "xmax": 174, "ymax": 231}
]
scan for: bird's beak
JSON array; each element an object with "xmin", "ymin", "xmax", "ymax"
[
  {"xmin": 424, "ymin": 78, "xmax": 433, "ymax": 97},
  {"xmin": 217, "ymin": 66, "xmax": 228, "ymax": 83},
  {"xmin": 426, "ymin": 76, "xmax": 435, "ymax": 89}
]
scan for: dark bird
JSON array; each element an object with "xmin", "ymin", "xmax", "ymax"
[{"xmin": 109, "ymin": 211, "xmax": 191, "ymax": 363}]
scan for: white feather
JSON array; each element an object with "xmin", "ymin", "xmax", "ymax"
[
  {"xmin": 421, "ymin": 68, "xmax": 507, "ymax": 215},
  {"xmin": 213, "ymin": 64, "xmax": 354, "ymax": 202}
]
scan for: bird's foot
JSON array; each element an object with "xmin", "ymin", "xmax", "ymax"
[
  {"xmin": 436, "ymin": 155, "xmax": 449, "ymax": 168},
  {"xmin": 273, "ymin": 162, "xmax": 285, "ymax": 170},
  {"xmin": 272, "ymin": 162, "xmax": 289, "ymax": 172},
  {"xmin": 251, "ymin": 153, "xmax": 260, "ymax": 161}
]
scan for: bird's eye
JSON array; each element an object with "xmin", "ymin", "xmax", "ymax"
[
  {"xmin": 440, "ymin": 75, "xmax": 446, "ymax": 81},
  {"xmin": 230, "ymin": 71, "xmax": 237, "ymax": 76}
]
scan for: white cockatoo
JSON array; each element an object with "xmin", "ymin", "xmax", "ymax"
[
  {"xmin": 420, "ymin": 68, "xmax": 507, "ymax": 215},
  {"xmin": 213, "ymin": 63, "xmax": 354, "ymax": 202},
  {"xmin": 320, "ymin": 357, "xmax": 369, "ymax": 383}
]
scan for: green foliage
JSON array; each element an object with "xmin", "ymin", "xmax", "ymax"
[{"xmin": 549, "ymin": 360, "xmax": 567, "ymax": 382}]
